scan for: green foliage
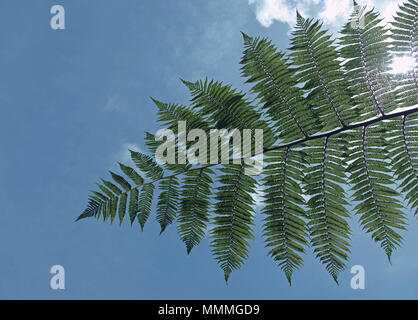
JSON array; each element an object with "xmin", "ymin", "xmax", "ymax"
[
  {"xmin": 118, "ymin": 163, "xmax": 144, "ymax": 186},
  {"xmin": 78, "ymin": 1, "xmax": 418, "ymax": 285},
  {"xmin": 262, "ymin": 148, "xmax": 308, "ymax": 284},
  {"xmin": 348, "ymin": 125, "xmax": 407, "ymax": 260},
  {"xmin": 137, "ymin": 183, "xmax": 155, "ymax": 230},
  {"xmin": 290, "ymin": 12, "xmax": 353, "ymax": 129},
  {"xmin": 157, "ymin": 176, "xmax": 179, "ymax": 234},
  {"xmin": 388, "ymin": 114, "xmax": 418, "ymax": 216},
  {"xmin": 211, "ymin": 163, "xmax": 257, "ymax": 283},
  {"xmin": 240, "ymin": 34, "xmax": 319, "ymax": 141},
  {"xmin": 131, "ymin": 150, "xmax": 164, "ymax": 181},
  {"xmin": 340, "ymin": 6, "xmax": 396, "ymax": 120},
  {"xmin": 391, "ymin": 0, "xmax": 418, "ymax": 107},
  {"xmin": 177, "ymin": 168, "xmax": 214, "ymax": 254},
  {"xmin": 305, "ymin": 136, "xmax": 351, "ymax": 282}
]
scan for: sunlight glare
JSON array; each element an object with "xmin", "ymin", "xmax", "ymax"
[{"xmin": 389, "ymin": 56, "xmax": 416, "ymax": 74}]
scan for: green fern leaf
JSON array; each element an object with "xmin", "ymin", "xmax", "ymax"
[
  {"xmin": 137, "ymin": 183, "xmax": 155, "ymax": 231},
  {"xmin": 177, "ymin": 168, "xmax": 214, "ymax": 254},
  {"xmin": 388, "ymin": 114, "xmax": 418, "ymax": 215},
  {"xmin": 348, "ymin": 124, "xmax": 407, "ymax": 260},
  {"xmin": 100, "ymin": 179, "xmax": 122, "ymax": 196},
  {"xmin": 118, "ymin": 193, "xmax": 128, "ymax": 225},
  {"xmin": 157, "ymin": 177, "xmax": 179, "ymax": 234},
  {"xmin": 110, "ymin": 171, "xmax": 132, "ymax": 191},
  {"xmin": 182, "ymin": 78, "xmax": 275, "ymax": 148},
  {"xmin": 241, "ymin": 33, "xmax": 319, "ymax": 141},
  {"xmin": 340, "ymin": 6, "xmax": 397, "ymax": 119},
  {"xmin": 211, "ymin": 163, "xmax": 257, "ymax": 283},
  {"xmin": 290, "ymin": 13, "xmax": 353, "ymax": 129},
  {"xmin": 262, "ymin": 148, "xmax": 308, "ymax": 284},
  {"xmin": 76, "ymin": 198, "xmax": 102, "ymax": 221},
  {"xmin": 131, "ymin": 151, "xmax": 164, "ymax": 181},
  {"xmin": 128, "ymin": 188, "xmax": 139, "ymax": 225},
  {"xmin": 118, "ymin": 163, "xmax": 144, "ymax": 186},
  {"xmin": 78, "ymin": 0, "xmax": 418, "ymax": 285},
  {"xmin": 304, "ymin": 135, "xmax": 351, "ymax": 282}
]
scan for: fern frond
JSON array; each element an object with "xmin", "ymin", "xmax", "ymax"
[
  {"xmin": 211, "ymin": 163, "xmax": 257, "ymax": 283},
  {"xmin": 78, "ymin": 0, "xmax": 418, "ymax": 285},
  {"xmin": 181, "ymin": 78, "xmax": 275, "ymax": 148},
  {"xmin": 340, "ymin": 6, "xmax": 397, "ymax": 119},
  {"xmin": 262, "ymin": 148, "xmax": 308, "ymax": 285},
  {"xmin": 95, "ymin": 183, "xmax": 114, "ymax": 200},
  {"xmin": 304, "ymin": 135, "xmax": 351, "ymax": 282},
  {"xmin": 391, "ymin": 0, "xmax": 418, "ymax": 106},
  {"xmin": 109, "ymin": 196, "xmax": 118, "ymax": 224},
  {"xmin": 157, "ymin": 176, "xmax": 179, "ymax": 234},
  {"xmin": 152, "ymin": 98, "xmax": 209, "ymax": 130},
  {"xmin": 88, "ymin": 191, "xmax": 109, "ymax": 220},
  {"xmin": 137, "ymin": 183, "xmax": 155, "ymax": 230},
  {"xmin": 348, "ymin": 124, "xmax": 407, "ymax": 260},
  {"xmin": 110, "ymin": 171, "xmax": 132, "ymax": 191},
  {"xmin": 118, "ymin": 163, "xmax": 144, "ymax": 186},
  {"xmin": 388, "ymin": 114, "xmax": 418, "ymax": 215},
  {"xmin": 93, "ymin": 182, "xmax": 119, "ymax": 223},
  {"xmin": 100, "ymin": 179, "xmax": 122, "ymax": 196},
  {"xmin": 177, "ymin": 168, "xmax": 214, "ymax": 254},
  {"xmin": 118, "ymin": 193, "xmax": 128, "ymax": 225},
  {"xmin": 131, "ymin": 150, "xmax": 164, "ymax": 181},
  {"xmin": 240, "ymin": 33, "xmax": 319, "ymax": 141},
  {"xmin": 290, "ymin": 13, "xmax": 353, "ymax": 129},
  {"xmin": 76, "ymin": 198, "xmax": 102, "ymax": 221},
  {"xmin": 128, "ymin": 188, "xmax": 139, "ymax": 225}
]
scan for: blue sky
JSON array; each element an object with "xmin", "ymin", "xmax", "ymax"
[{"xmin": 0, "ymin": 0, "xmax": 417, "ymax": 299}]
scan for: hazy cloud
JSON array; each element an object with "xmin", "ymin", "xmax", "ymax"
[
  {"xmin": 249, "ymin": 0, "xmax": 399, "ymax": 29},
  {"xmin": 104, "ymin": 93, "xmax": 122, "ymax": 111},
  {"xmin": 113, "ymin": 142, "xmax": 143, "ymax": 167}
]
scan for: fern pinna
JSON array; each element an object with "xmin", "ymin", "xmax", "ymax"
[{"xmin": 78, "ymin": 1, "xmax": 418, "ymax": 285}]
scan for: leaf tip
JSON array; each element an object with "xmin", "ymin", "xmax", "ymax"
[
  {"xmin": 224, "ymin": 273, "xmax": 230, "ymax": 285},
  {"xmin": 241, "ymin": 31, "xmax": 251, "ymax": 43},
  {"xmin": 285, "ymin": 272, "xmax": 293, "ymax": 287},
  {"xmin": 159, "ymin": 226, "xmax": 166, "ymax": 235},
  {"xmin": 180, "ymin": 78, "xmax": 194, "ymax": 90},
  {"xmin": 150, "ymin": 97, "xmax": 163, "ymax": 107},
  {"xmin": 186, "ymin": 246, "xmax": 192, "ymax": 255}
]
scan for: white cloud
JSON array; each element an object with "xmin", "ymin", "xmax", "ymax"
[
  {"xmin": 380, "ymin": 0, "xmax": 401, "ymax": 25},
  {"xmin": 249, "ymin": 0, "xmax": 398, "ymax": 29},
  {"xmin": 319, "ymin": 0, "xmax": 352, "ymax": 25},
  {"xmin": 389, "ymin": 55, "xmax": 416, "ymax": 74},
  {"xmin": 248, "ymin": 0, "xmax": 299, "ymax": 28}
]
